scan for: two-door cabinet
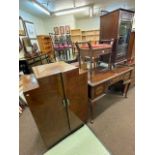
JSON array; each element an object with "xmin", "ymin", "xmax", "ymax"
[{"xmin": 22, "ymin": 62, "xmax": 88, "ymax": 149}]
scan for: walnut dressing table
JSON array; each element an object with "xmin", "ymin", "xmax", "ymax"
[
  {"xmin": 87, "ymin": 66, "xmax": 133, "ymax": 121},
  {"xmin": 71, "ymin": 61, "xmax": 133, "ymax": 121}
]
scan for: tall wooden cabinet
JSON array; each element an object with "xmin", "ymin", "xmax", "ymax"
[
  {"xmin": 22, "ymin": 62, "xmax": 88, "ymax": 149},
  {"xmin": 37, "ymin": 35, "xmax": 54, "ymax": 55},
  {"xmin": 100, "ymin": 9, "xmax": 134, "ymax": 64},
  {"xmin": 127, "ymin": 31, "xmax": 135, "ymax": 61}
]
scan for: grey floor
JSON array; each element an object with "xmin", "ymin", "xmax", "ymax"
[{"xmin": 19, "ymin": 87, "xmax": 135, "ymax": 155}]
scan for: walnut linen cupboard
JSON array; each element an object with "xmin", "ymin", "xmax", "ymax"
[{"xmin": 22, "ymin": 62, "xmax": 88, "ymax": 149}]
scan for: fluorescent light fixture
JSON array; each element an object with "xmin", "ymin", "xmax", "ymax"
[
  {"xmin": 33, "ymin": 1, "xmax": 50, "ymax": 15},
  {"xmin": 89, "ymin": 7, "xmax": 93, "ymax": 17},
  {"xmin": 55, "ymin": 7, "xmax": 89, "ymax": 16}
]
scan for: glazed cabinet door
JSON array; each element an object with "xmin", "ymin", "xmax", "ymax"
[{"xmin": 24, "ymin": 74, "xmax": 70, "ymax": 149}]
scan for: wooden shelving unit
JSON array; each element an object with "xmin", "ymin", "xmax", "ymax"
[
  {"xmin": 71, "ymin": 29, "xmax": 99, "ymax": 43},
  {"xmin": 71, "ymin": 29, "xmax": 82, "ymax": 42},
  {"xmin": 37, "ymin": 35, "xmax": 54, "ymax": 55},
  {"xmin": 82, "ymin": 30, "xmax": 99, "ymax": 43}
]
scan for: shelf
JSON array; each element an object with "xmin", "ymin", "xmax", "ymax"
[
  {"xmin": 71, "ymin": 29, "xmax": 81, "ymax": 31},
  {"xmin": 71, "ymin": 34, "xmax": 82, "ymax": 37},
  {"xmin": 70, "ymin": 29, "xmax": 100, "ymax": 43},
  {"xmin": 82, "ymin": 34, "xmax": 99, "ymax": 37},
  {"xmin": 81, "ymin": 29, "xmax": 99, "ymax": 32}
]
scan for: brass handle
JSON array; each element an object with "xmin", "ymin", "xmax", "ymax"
[
  {"xmin": 66, "ymin": 99, "xmax": 70, "ymax": 106},
  {"xmin": 62, "ymin": 99, "xmax": 70, "ymax": 107}
]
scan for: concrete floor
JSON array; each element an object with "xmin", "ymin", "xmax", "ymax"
[{"xmin": 19, "ymin": 87, "xmax": 135, "ymax": 155}]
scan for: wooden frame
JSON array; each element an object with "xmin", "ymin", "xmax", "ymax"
[
  {"xmin": 19, "ymin": 16, "xmax": 26, "ymax": 36},
  {"xmin": 60, "ymin": 26, "xmax": 65, "ymax": 35},
  {"xmin": 65, "ymin": 25, "xmax": 70, "ymax": 34},
  {"xmin": 54, "ymin": 27, "xmax": 59, "ymax": 35},
  {"xmin": 24, "ymin": 21, "xmax": 37, "ymax": 39}
]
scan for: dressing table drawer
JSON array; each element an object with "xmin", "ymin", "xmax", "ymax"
[
  {"xmin": 110, "ymin": 75, "xmax": 123, "ymax": 84},
  {"xmin": 90, "ymin": 82, "xmax": 108, "ymax": 99},
  {"xmin": 123, "ymin": 72, "xmax": 130, "ymax": 80}
]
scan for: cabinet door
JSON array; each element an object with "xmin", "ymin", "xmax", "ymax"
[
  {"xmin": 116, "ymin": 11, "xmax": 134, "ymax": 60},
  {"xmin": 24, "ymin": 74, "xmax": 70, "ymax": 149},
  {"xmin": 62, "ymin": 69, "xmax": 88, "ymax": 131}
]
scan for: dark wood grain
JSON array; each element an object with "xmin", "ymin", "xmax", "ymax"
[
  {"xmin": 32, "ymin": 61, "xmax": 78, "ymax": 79},
  {"xmin": 21, "ymin": 74, "xmax": 39, "ymax": 92},
  {"xmin": 127, "ymin": 31, "xmax": 135, "ymax": 61},
  {"xmin": 88, "ymin": 66, "xmax": 133, "ymax": 86},
  {"xmin": 87, "ymin": 66, "xmax": 133, "ymax": 120},
  {"xmin": 23, "ymin": 74, "xmax": 70, "ymax": 149},
  {"xmin": 62, "ymin": 69, "xmax": 88, "ymax": 124},
  {"xmin": 100, "ymin": 9, "xmax": 134, "ymax": 64},
  {"xmin": 22, "ymin": 62, "xmax": 88, "ymax": 148},
  {"xmin": 100, "ymin": 11, "xmax": 119, "ymax": 40}
]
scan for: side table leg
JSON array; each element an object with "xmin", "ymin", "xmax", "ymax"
[
  {"xmin": 123, "ymin": 79, "xmax": 131, "ymax": 98},
  {"xmin": 123, "ymin": 83, "xmax": 131, "ymax": 98},
  {"xmin": 89, "ymin": 101, "xmax": 94, "ymax": 123}
]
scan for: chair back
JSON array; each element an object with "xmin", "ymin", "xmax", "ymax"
[
  {"xmin": 22, "ymin": 37, "xmax": 33, "ymax": 53},
  {"xmin": 22, "ymin": 37, "xmax": 39, "ymax": 58}
]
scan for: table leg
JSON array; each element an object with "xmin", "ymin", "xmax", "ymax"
[
  {"xmin": 89, "ymin": 101, "xmax": 94, "ymax": 123},
  {"xmin": 123, "ymin": 82, "xmax": 131, "ymax": 98}
]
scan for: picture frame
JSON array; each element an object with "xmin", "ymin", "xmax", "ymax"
[
  {"xmin": 65, "ymin": 25, "xmax": 70, "ymax": 34},
  {"xmin": 60, "ymin": 26, "xmax": 65, "ymax": 35},
  {"xmin": 19, "ymin": 16, "xmax": 26, "ymax": 36},
  {"xmin": 25, "ymin": 21, "xmax": 37, "ymax": 39},
  {"xmin": 54, "ymin": 27, "xmax": 59, "ymax": 35}
]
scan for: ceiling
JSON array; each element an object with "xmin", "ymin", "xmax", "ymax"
[{"xmin": 19, "ymin": 0, "xmax": 135, "ymax": 18}]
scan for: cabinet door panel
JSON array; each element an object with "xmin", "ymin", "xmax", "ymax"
[
  {"xmin": 24, "ymin": 74, "xmax": 70, "ymax": 149},
  {"xmin": 62, "ymin": 69, "xmax": 88, "ymax": 130}
]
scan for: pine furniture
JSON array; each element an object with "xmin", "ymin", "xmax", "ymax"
[{"xmin": 37, "ymin": 35, "xmax": 54, "ymax": 57}]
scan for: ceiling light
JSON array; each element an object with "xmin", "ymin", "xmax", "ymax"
[
  {"xmin": 33, "ymin": 1, "xmax": 50, "ymax": 15},
  {"xmin": 55, "ymin": 7, "xmax": 89, "ymax": 16},
  {"xmin": 89, "ymin": 7, "xmax": 93, "ymax": 17}
]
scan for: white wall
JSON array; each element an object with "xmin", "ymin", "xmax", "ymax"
[
  {"xmin": 96, "ymin": 0, "xmax": 134, "ymax": 11},
  {"xmin": 43, "ymin": 14, "xmax": 76, "ymax": 34},
  {"xmin": 19, "ymin": 9, "xmax": 47, "ymax": 58},
  {"xmin": 76, "ymin": 16, "xmax": 100, "ymax": 31},
  {"xmin": 75, "ymin": 0, "xmax": 134, "ymax": 31},
  {"xmin": 19, "ymin": 9, "xmax": 46, "ymax": 35}
]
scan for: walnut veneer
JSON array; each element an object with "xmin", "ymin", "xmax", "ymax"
[{"xmin": 22, "ymin": 62, "xmax": 88, "ymax": 149}]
